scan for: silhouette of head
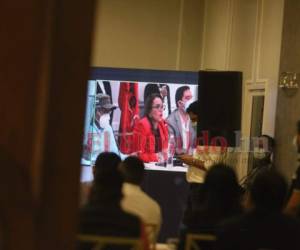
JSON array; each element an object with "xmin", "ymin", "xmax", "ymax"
[
  {"xmin": 119, "ymin": 156, "xmax": 145, "ymax": 185},
  {"xmin": 89, "ymin": 152, "xmax": 123, "ymax": 203},
  {"xmin": 250, "ymin": 169, "xmax": 287, "ymax": 212},
  {"xmin": 201, "ymin": 164, "xmax": 241, "ymax": 214}
]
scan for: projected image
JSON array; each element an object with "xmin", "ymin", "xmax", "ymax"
[{"xmin": 81, "ymin": 79, "xmax": 198, "ymax": 170}]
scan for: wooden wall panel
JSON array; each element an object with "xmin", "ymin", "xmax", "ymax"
[{"xmin": 0, "ymin": 0, "xmax": 95, "ymax": 249}]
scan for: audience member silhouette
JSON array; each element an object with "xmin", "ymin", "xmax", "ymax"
[
  {"xmin": 216, "ymin": 169, "xmax": 300, "ymax": 250},
  {"xmin": 78, "ymin": 152, "xmax": 141, "ymax": 250},
  {"xmin": 120, "ymin": 156, "xmax": 162, "ymax": 243},
  {"xmin": 179, "ymin": 164, "xmax": 242, "ymax": 250}
]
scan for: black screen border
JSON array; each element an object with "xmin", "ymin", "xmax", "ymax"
[{"xmin": 90, "ymin": 67, "xmax": 198, "ymax": 85}]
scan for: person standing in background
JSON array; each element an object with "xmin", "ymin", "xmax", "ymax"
[
  {"xmin": 186, "ymin": 101, "xmax": 199, "ymax": 133},
  {"xmin": 78, "ymin": 152, "xmax": 142, "ymax": 250},
  {"xmin": 240, "ymin": 135, "xmax": 275, "ymax": 190}
]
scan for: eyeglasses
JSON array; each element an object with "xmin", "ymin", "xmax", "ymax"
[{"xmin": 152, "ymin": 104, "xmax": 166, "ymax": 110}]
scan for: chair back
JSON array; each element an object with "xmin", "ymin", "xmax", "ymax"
[
  {"xmin": 77, "ymin": 234, "xmax": 142, "ymax": 250},
  {"xmin": 184, "ymin": 233, "xmax": 216, "ymax": 250}
]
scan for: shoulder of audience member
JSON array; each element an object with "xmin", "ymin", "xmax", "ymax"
[{"xmin": 117, "ymin": 210, "xmax": 143, "ymax": 236}]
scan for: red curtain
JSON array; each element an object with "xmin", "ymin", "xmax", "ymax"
[{"xmin": 118, "ymin": 82, "xmax": 139, "ymax": 154}]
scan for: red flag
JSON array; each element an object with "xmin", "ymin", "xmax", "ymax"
[{"xmin": 118, "ymin": 82, "xmax": 139, "ymax": 154}]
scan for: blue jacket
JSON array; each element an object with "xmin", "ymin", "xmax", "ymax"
[{"xmin": 83, "ymin": 122, "xmax": 126, "ymax": 163}]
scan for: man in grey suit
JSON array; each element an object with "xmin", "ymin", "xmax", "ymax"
[{"xmin": 167, "ymin": 86, "xmax": 197, "ymax": 155}]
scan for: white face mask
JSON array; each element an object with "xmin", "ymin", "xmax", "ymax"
[
  {"xmin": 184, "ymin": 99, "xmax": 193, "ymax": 112},
  {"xmin": 253, "ymin": 147, "xmax": 267, "ymax": 160},
  {"xmin": 99, "ymin": 113, "xmax": 110, "ymax": 128}
]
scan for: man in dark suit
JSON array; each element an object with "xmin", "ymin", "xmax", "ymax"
[{"xmin": 144, "ymin": 83, "xmax": 171, "ymax": 118}]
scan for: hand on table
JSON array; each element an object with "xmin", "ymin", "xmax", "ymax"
[
  {"xmin": 177, "ymin": 154, "xmax": 194, "ymax": 165},
  {"xmin": 177, "ymin": 154, "xmax": 206, "ymax": 171}
]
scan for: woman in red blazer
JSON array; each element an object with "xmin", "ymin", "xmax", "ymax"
[{"xmin": 133, "ymin": 93, "xmax": 169, "ymax": 163}]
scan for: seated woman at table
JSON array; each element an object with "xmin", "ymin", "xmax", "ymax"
[{"xmin": 133, "ymin": 93, "xmax": 168, "ymax": 163}]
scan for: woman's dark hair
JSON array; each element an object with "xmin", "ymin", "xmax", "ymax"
[
  {"xmin": 144, "ymin": 93, "xmax": 163, "ymax": 117},
  {"xmin": 250, "ymin": 169, "xmax": 287, "ymax": 212},
  {"xmin": 200, "ymin": 164, "xmax": 242, "ymax": 217}
]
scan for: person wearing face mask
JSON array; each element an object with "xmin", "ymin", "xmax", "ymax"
[
  {"xmin": 252, "ymin": 135, "xmax": 274, "ymax": 167},
  {"xmin": 83, "ymin": 94, "xmax": 125, "ymax": 163},
  {"xmin": 167, "ymin": 86, "xmax": 197, "ymax": 155},
  {"xmin": 181, "ymin": 101, "xmax": 208, "ymax": 184},
  {"xmin": 240, "ymin": 134, "xmax": 275, "ymax": 190}
]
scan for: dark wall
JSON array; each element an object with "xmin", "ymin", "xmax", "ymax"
[{"xmin": 274, "ymin": 0, "xmax": 300, "ymax": 180}]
